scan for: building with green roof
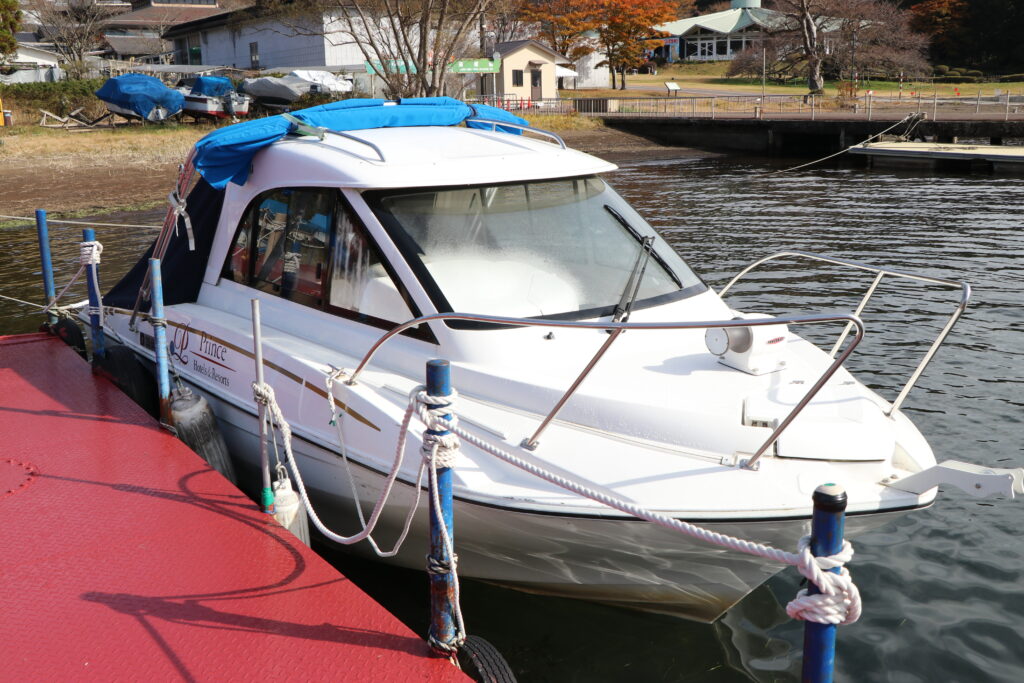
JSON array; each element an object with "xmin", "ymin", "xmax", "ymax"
[{"xmin": 652, "ymin": 0, "xmax": 787, "ymax": 63}]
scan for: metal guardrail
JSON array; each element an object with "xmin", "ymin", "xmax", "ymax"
[
  {"xmin": 346, "ymin": 310, "xmax": 865, "ymax": 471},
  {"xmin": 469, "ymin": 93, "xmax": 1024, "ymax": 123},
  {"xmin": 719, "ymin": 251, "xmax": 971, "ymax": 415}
]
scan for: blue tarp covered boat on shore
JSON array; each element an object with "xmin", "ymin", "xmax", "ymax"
[{"xmin": 95, "ymin": 74, "xmax": 184, "ymax": 121}]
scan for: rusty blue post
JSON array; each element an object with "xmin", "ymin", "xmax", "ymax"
[
  {"xmin": 148, "ymin": 258, "xmax": 172, "ymax": 425},
  {"xmin": 82, "ymin": 228, "xmax": 105, "ymax": 360},
  {"xmin": 802, "ymin": 483, "xmax": 848, "ymax": 683},
  {"xmin": 34, "ymin": 210, "xmax": 57, "ymax": 326},
  {"xmin": 425, "ymin": 359, "xmax": 458, "ymax": 654}
]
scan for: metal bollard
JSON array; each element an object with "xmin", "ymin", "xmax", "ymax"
[
  {"xmin": 251, "ymin": 298, "xmax": 275, "ymax": 514},
  {"xmin": 425, "ymin": 358, "xmax": 459, "ymax": 653},
  {"xmin": 82, "ymin": 228, "xmax": 105, "ymax": 360},
  {"xmin": 148, "ymin": 258, "xmax": 172, "ymax": 425},
  {"xmin": 35, "ymin": 210, "xmax": 57, "ymax": 327},
  {"xmin": 802, "ymin": 483, "xmax": 848, "ymax": 683}
]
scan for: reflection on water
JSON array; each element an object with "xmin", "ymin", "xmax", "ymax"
[{"xmin": 1, "ymin": 158, "xmax": 1021, "ymax": 681}]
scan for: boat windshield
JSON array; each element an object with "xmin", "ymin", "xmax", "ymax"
[{"xmin": 365, "ymin": 176, "xmax": 706, "ymax": 321}]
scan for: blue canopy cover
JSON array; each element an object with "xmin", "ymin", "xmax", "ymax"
[
  {"xmin": 95, "ymin": 73, "xmax": 184, "ymax": 119},
  {"xmin": 191, "ymin": 76, "xmax": 235, "ymax": 97},
  {"xmin": 192, "ymin": 97, "xmax": 529, "ymax": 190}
]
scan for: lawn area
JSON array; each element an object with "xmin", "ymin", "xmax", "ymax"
[{"xmin": 627, "ymin": 62, "xmax": 1024, "ymax": 98}]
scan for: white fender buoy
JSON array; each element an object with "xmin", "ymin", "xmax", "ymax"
[
  {"xmin": 273, "ymin": 472, "xmax": 310, "ymax": 546},
  {"xmin": 171, "ymin": 387, "xmax": 237, "ymax": 484}
]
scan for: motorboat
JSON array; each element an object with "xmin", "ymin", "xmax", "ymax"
[
  {"xmin": 90, "ymin": 98, "xmax": 995, "ymax": 622},
  {"xmin": 177, "ymin": 76, "xmax": 251, "ymax": 119},
  {"xmin": 241, "ymin": 71, "xmax": 351, "ymax": 108},
  {"xmin": 95, "ymin": 73, "xmax": 183, "ymax": 122}
]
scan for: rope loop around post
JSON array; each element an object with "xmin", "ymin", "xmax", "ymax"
[
  {"xmin": 786, "ymin": 535, "xmax": 862, "ymax": 625},
  {"xmin": 416, "ymin": 388, "xmax": 460, "ymax": 469}
]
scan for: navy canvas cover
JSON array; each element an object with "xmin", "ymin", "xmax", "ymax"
[
  {"xmin": 192, "ymin": 97, "xmax": 528, "ymax": 190},
  {"xmin": 104, "ymin": 178, "xmax": 225, "ymax": 312},
  {"xmin": 95, "ymin": 73, "xmax": 184, "ymax": 119},
  {"xmin": 191, "ymin": 76, "xmax": 235, "ymax": 97}
]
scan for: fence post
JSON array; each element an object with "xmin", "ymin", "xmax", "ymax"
[
  {"xmin": 976, "ymin": 90, "xmax": 982, "ymax": 114},
  {"xmin": 148, "ymin": 258, "xmax": 172, "ymax": 425},
  {"xmin": 811, "ymin": 94, "xmax": 816, "ymax": 121},
  {"xmin": 82, "ymin": 228, "xmax": 105, "ymax": 361},
  {"xmin": 933, "ymin": 92, "xmax": 938, "ymax": 121},
  {"xmin": 867, "ymin": 92, "xmax": 872, "ymax": 121},
  {"xmin": 34, "ymin": 210, "xmax": 57, "ymax": 327},
  {"xmin": 1007, "ymin": 92, "xmax": 1012, "ymax": 122},
  {"xmin": 801, "ymin": 483, "xmax": 848, "ymax": 683},
  {"xmin": 425, "ymin": 358, "xmax": 460, "ymax": 654},
  {"xmin": 711, "ymin": 97, "xmax": 716, "ymax": 120}
]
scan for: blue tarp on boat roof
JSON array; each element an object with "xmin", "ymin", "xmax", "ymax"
[
  {"xmin": 95, "ymin": 73, "xmax": 184, "ymax": 120},
  {"xmin": 190, "ymin": 76, "xmax": 235, "ymax": 97},
  {"xmin": 192, "ymin": 97, "xmax": 529, "ymax": 190}
]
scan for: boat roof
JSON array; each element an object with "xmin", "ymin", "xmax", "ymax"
[
  {"xmin": 192, "ymin": 97, "xmax": 615, "ymax": 190},
  {"xmin": 241, "ymin": 125, "xmax": 617, "ymax": 191}
]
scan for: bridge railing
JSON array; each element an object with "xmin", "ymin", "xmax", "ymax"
[{"xmin": 469, "ymin": 93, "xmax": 1024, "ymax": 122}]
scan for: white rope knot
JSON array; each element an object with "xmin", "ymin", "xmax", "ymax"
[
  {"xmin": 168, "ymin": 190, "xmax": 195, "ymax": 251},
  {"xmin": 282, "ymin": 251, "xmax": 301, "ymax": 274},
  {"xmin": 416, "ymin": 388, "xmax": 460, "ymax": 469},
  {"xmin": 80, "ymin": 240, "xmax": 102, "ymax": 266},
  {"xmin": 252, "ymin": 380, "xmax": 275, "ymax": 407},
  {"xmin": 786, "ymin": 535, "xmax": 862, "ymax": 625}
]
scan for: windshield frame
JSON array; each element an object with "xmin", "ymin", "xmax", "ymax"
[{"xmin": 362, "ymin": 176, "xmax": 707, "ymax": 328}]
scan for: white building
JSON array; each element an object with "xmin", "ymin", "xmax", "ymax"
[{"xmin": 653, "ymin": 0, "xmax": 785, "ymax": 62}]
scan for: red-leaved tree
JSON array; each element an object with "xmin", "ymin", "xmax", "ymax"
[{"xmin": 593, "ymin": 0, "xmax": 676, "ymax": 89}]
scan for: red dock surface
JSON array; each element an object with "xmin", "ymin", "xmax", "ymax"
[{"xmin": 0, "ymin": 333, "xmax": 465, "ymax": 681}]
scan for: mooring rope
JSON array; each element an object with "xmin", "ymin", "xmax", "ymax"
[
  {"xmin": 0, "ymin": 214, "xmax": 161, "ymax": 229},
  {"xmin": 32, "ymin": 239, "xmax": 104, "ymax": 323},
  {"xmin": 429, "ymin": 400, "xmax": 862, "ymax": 626},
  {"xmin": 766, "ymin": 113, "xmax": 919, "ymax": 175}
]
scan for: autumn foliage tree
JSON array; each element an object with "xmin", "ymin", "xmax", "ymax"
[
  {"xmin": 592, "ymin": 0, "xmax": 676, "ymax": 89},
  {"xmin": 520, "ymin": 0, "xmax": 600, "ymax": 62}
]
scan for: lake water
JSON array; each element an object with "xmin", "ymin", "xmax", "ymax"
[{"xmin": 1, "ymin": 155, "xmax": 1021, "ymax": 681}]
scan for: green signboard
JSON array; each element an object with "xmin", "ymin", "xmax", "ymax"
[{"xmin": 448, "ymin": 58, "xmax": 501, "ymax": 74}]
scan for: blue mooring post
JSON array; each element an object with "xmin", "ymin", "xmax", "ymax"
[
  {"xmin": 34, "ymin": 210, "xmax": 57, "ymax": 327},
  {"xmin": 802, "ymin": 483, "xmax": 848, "ymax": 683},
  {"xmin": 426, "ymin": 359, "xmax": 458, "ymax": 653},
  {"xmin": 82, "ymin": 228, "xmax": 105, "ymax": 360},
  {"xmin": 148, "ymin": 258, "xmax": 172, "ymax": 425}
]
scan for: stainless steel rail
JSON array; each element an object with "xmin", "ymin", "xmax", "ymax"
[
  {"xmin": 346, "ymin": 311, "xmax": 865, "ymax": 471},
  {"xmin": 282, "ymin": 113, "xmax": 388, "ymax": 163},
  {"xmin": 718, "ymin": 250, "xmax": 971, "ymax": 414},
  {"xmin": 465, "ymin": 117, "xmax": 567, "ymax": 149}
]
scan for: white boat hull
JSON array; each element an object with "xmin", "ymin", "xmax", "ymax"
[
  {"xmin": 105, "ymin": 101, "xmax": 174, "ymax": 122},
  {"xmin": 196, "ymin": 375, "xmax": 915, "ymax": 622}
]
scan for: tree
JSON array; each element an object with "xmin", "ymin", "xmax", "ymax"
[
  {"xmin": 0, "ymin": 0, "xmax": 20, "ymax": 64},
  {"xmin": 520, "ymin": 0, "xmax": 599, "ymax": 62},
  {"xmin": 593, "ymin": 0, "xmax": 676, "ymax": 89},
  {"xmin": 765, "ymin": 0, "xmax": 927, "ymax": 93},
  {"xmin": 30, "ymin": 0, "xmax": 114, "ymax": 78}
]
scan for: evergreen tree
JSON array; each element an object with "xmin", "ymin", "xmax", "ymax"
[{"xmin": 0, "ymin": 0, "xmax": 21, "ymax": 64}]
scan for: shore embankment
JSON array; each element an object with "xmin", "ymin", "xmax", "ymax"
[{"xmin": 0, "ymin": 117, "xmax": 708, "ymax": 223}]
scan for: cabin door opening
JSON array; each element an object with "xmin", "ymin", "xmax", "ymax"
[{"xmin": 530, "ymin": 70, "xmax": 542, "ymax": 101}]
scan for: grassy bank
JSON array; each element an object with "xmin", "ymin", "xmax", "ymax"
[{"xmin": 0, "ymin": 123, "xmax": 210, "ymax": 166}]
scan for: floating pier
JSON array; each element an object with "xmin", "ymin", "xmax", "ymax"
[
  {"xmin": 0, "ymin": 332, "xmax": 465, "ymax": 681},
  {"xmin": 849, "ymin": 141, "xmax": 1024, "ymax": 171}
]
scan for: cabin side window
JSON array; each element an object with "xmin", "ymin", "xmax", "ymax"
[
  {"xmin": 328, "ymin": 201, "xmax": 414, "ymax": 324},
  {"xmin": 223, "ymin": 188, "xmax": 428, "ymax": 339}
]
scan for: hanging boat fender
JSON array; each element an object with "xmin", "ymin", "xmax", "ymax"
[
  {"xmin": 51, "ymin": 318, "xmax": 87, "ymax": 360},
  {"xmin": 272, "ymin": 469, "xmax": 310, "ymax": 546},
  {"xmin": 94, "ymin": 342, "xmax": 159, "ymax": 418},
  {"xmin": 170, "ymin": 387, "xmax": 238, "ymax": 484}
]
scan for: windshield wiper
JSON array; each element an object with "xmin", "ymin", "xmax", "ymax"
[{"xmin": 613, "ymin": 235, "xmax": 655, "ymax": 324}]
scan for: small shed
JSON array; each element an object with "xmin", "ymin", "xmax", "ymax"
[{"xmin": 493, "ymin": 40, "xmax": 568, "ymax": 102}]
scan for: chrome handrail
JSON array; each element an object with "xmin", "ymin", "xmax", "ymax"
[
  {"xmin": 465, "ymin": 117, "xmax": 567, "ymax": 149},
  {"xmin": 282, "ymin": 113, "xmax": 388, "ymax": 163},
  {"xmin": 718, "ymin": 250, "xmax": 971, "ymax": 414},
  {"xmin": 346, "ymin": 311, "xmax": 865, "ymax": 471}
]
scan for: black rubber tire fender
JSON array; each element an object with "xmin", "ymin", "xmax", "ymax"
[{"xmin": 456, "ymin": 635, "xmax": 516, "ymax": 683}]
